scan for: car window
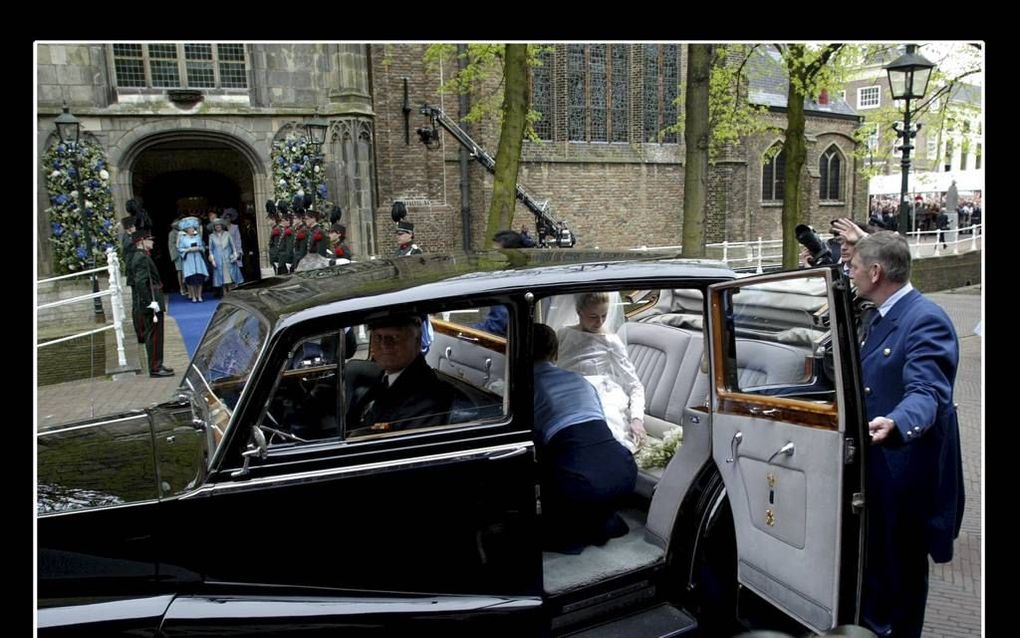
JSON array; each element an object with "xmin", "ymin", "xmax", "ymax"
[
  {"xmin": 260, "ymin": 304, "xmax": 510, "ymax": 449},
  {"xmin": 262, "ymin": 332, "xmax": 343, "ymax": 446},
  {"xmin": 717, "ymin": 274, "xmax": 835, "ymax": 403},
  {"xmin": 185, "ymin": 305, "xmax": 269, "ymax": 452}
]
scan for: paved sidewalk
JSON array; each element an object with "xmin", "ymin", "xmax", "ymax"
[
  {"xmin": 36, "ymin": 315, "xmax": 190, "ymax": 431},
  {"xmin": 922, "ymin": 285, "xmax": 983, "ymax": 638}
]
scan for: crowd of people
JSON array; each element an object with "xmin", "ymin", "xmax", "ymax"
[{"xmin": 869, "ymin": 194, "xmax": 982, "ymax": 233}]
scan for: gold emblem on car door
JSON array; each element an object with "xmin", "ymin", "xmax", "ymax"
[{"xmin": 766, "ymin": 473, "xmax": 777, "ymax": 526}]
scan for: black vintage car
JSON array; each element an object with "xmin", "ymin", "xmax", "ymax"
[{"xmin": 37, "ymin": 251, "xmax": 871, "ymax": 637}]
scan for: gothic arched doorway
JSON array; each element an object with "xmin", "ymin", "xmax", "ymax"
[{"xmin": 131, "ymin": 139, "xmax": 259, "ymax": 292}]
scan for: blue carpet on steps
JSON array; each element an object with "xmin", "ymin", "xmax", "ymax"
[{"xmin": 166, "ymin": 292, "xmax": 220, "ymax": 359}]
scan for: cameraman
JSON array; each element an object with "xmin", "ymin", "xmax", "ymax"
[
  {"xmin": 800, "ymin": 218, "xmax": 875, "ymax": 275},
  {"xmin": 797, "ymin": 221, "xmax": 843, "ymax": 271}
]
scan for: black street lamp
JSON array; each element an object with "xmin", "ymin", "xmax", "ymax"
[
  {"xmin": 55, "ymin": 102, "xmax": 105, "ymax": 318},
  {"xmin": 305, "ymin": 114, "xmax": 328, "ymax": 212},
  {"xmin": 885, "ymin": 44, "xmax": 936, "ymax": 236}
]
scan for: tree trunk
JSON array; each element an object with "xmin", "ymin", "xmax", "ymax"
[
  {"xmin": 778, "ymin": 43, "xmax": 842, "ymax": 268},
  {"xmin": 781, "ymin": 46, "xmax": 808, "ymax": 269},
  {"xmin": 486, "ymin": 44, "xmax": 530, "ymax": 241},
  {"xmin": 681, "ymin": 44, "xmax": 713, "ymax": 258}
]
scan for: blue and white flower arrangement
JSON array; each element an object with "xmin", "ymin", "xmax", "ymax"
[
  {"xmin": 270, "ymin": 132, "xmax": 332, "ymax": 213},
  {"xmin": 43, "ymin": 140, "xmax": 118, "ymax": 273}
]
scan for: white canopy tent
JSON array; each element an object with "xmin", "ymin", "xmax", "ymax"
[{"xmin": 869, "ymin": 168, "xmax": 984, "ymax": 197}]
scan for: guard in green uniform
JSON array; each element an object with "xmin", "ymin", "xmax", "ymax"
[
  {"xmin": 395, "ymin": 220, "xmax": 422, "ymax": 256},
  {"xmin": 292, "ymin": 209, "xmax": 309, "ymax": 266},
  {"xmin": 127, "ymin": 230, "xmax": 174, "ymax": 377},
  {"xmin": 266, "ymin": 200, "xmax": 281, "ymax": 275},
  {"xmin": 278, "ymin": 213, "xmax": 296, "ymax": 274},
  {"xmin": 305, "ymin": 209, "xmax": 329, "ymax": 258}
]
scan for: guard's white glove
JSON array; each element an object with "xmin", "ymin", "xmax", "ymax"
[
  {"xmin": 147, "ymin": 300, "xmax": 161, "ymax": 314},
  {"xmin": 285, "ymin": 263, "xmax": 292, "ymax": 271}
]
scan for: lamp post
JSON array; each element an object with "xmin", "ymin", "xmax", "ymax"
[
  {"xmin": 885, "ymin": 44, "xmax": 936, "ymax": 236},
  {"xmin": 55, "ymin": 103, "xmax": 105, "ymax": 318},
  {"xmin": 305, "ymin": 114, "xmax": 328, "ymax": 213}
]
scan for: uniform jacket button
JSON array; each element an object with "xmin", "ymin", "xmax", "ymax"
[
  {"xmin": 864, "ymin": 387, "xmax": 871, "ymax": 395},
  {"xmin": 883, "ymin": 347, "xmax": 892, "ymax": 356}
]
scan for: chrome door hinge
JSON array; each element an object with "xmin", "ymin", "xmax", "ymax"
[
  {"xmin": 852, "ymin": 492, "xmax": 865, "ymax": 514},
  {"xmin": 844, "ymin": 437, "xmax": 857, "ymax": 465}
]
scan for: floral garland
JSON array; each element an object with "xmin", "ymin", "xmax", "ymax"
[
  {"xmin": 270, "ymin": 132, "xmax": 331, "ymax": 212},
  {"xmin": 635, "ymin": 426, "xmax": 684, "ymax": 470},
  {"xmin": 43, "ymin": 140, "xmax": 118, "ymax": 274}
]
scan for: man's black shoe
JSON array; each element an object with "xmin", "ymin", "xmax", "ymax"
[
  {"xmin": 159, "ymin": 366, "xmax": 175, "ymax": 374},
  {"xmin": 150, "ymin": 369, "xmax": 174, "ymax": 377}
]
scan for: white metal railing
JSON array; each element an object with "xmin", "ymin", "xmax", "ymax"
[
  {"xmin": 630, "ymin": 223, "xmax": 982, "ymax": 270},
  {"xmin": 903, "ymin": 223, "xmax": 983, "ymax": 258},
  {"xmin": 37, "ymin": 248, "xmax": 128, "ymax": 368}
]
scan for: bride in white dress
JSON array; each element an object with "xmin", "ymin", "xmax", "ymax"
[{"xmin": 553, "ymin": 292, "xmax": 647, "ymax": 453}]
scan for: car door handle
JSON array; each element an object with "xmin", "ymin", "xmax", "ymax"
[
  {"xmin": 768, "ymin": 442, "xmax": 795, "ymax": 464},
  {"xmin": 485, "ymin": 446, "xmax": 529, "ymax": 461},
  {"xmin": 726, "ymin": 431, "xmax": 742, "ymax": 463},
  {"xmin": 748, "ymin": 406, "xmax": 778, "ymax": 417},
  {"xmin": 456, "ymin": 332, "xmax": 480, "ymax": 342}
]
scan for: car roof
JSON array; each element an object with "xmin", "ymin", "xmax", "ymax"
[{"xmin": 227, "ymin": 250, "xmax": 735, "ymax": 327}]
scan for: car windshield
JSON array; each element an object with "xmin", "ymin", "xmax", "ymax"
[{"xmin": 184, "ymin": 304, "xmax": 269, "ymax": 448}]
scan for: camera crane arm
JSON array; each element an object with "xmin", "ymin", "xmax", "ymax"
[{"xmin": 416, "ymin": 103, "xmax": 575, "ymax": 247}]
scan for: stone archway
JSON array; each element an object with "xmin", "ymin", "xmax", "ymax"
[{"xmin": 116, "ymin": 127, "xmax": 270, "ymax": 286}]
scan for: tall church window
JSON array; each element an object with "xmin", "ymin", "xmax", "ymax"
[
  {"xmin": 642, "ymin": 44, "xmax": 678, "ymax": 143},
  {"xmin": 567, "ymin": 44, "xmax": 630, "ymax": 142},
  {"xmin": 532, "ymin": 48, "xmax": 553, "ymax": 140},
  {"xmin": 611, "ymin": 46, "xmax": 630, "ymax": 142},
  {"xmin": 762, "ymin": 144, "xmax": 786, "ymax": 201},
  {"xmin": 819, "ymin": 146, "xmax": 842, "ymax": 201}
]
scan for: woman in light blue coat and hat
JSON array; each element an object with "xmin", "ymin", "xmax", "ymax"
[
  {"xmin": 208, "ymin": 217, "xmax": 244, "ymax": 294},
  {"xmin": 177, "ymin": 216, "xmax": 209, "ymax": 302}
]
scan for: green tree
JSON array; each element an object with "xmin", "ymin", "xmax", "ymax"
[
  {"xmin": 774, "ymin": 43, "xmax": 845, "ymax": 268},
  {"xmin": 670, "ymin": 44, "xmax": 774, "ymax": 253},
  {"xmin": 844, "ymin": 43, "xmax": 982, "ymax": 181},
  {"xmin": 487, "ymin": 44, "xmax": 530, "ymax": 237},
  {"xmin": 424, "ymin": 44, "xmax": 548, "ymax": 240}
]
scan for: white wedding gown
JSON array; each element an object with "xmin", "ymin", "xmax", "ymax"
[{"xmin": 556, "ymin": 325, "xmax": 646, "ymax": 452}]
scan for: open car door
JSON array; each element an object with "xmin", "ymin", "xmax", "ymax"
[{"xmin": 706, "ymin": 268, "xmax": 867, "ymax": 632}]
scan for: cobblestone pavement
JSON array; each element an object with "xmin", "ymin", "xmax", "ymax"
[{"xmin": 922, "ymin": 285, "xmax": 983, "ymax": 638}]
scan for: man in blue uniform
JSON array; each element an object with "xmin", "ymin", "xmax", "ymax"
[
  {"xmin": 849, "ymin": 231, "xmax": 964, "ymax": 638},
  {"xmin": 532, "ymin": 323, "xmax": 637, "ymax": 553}
]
